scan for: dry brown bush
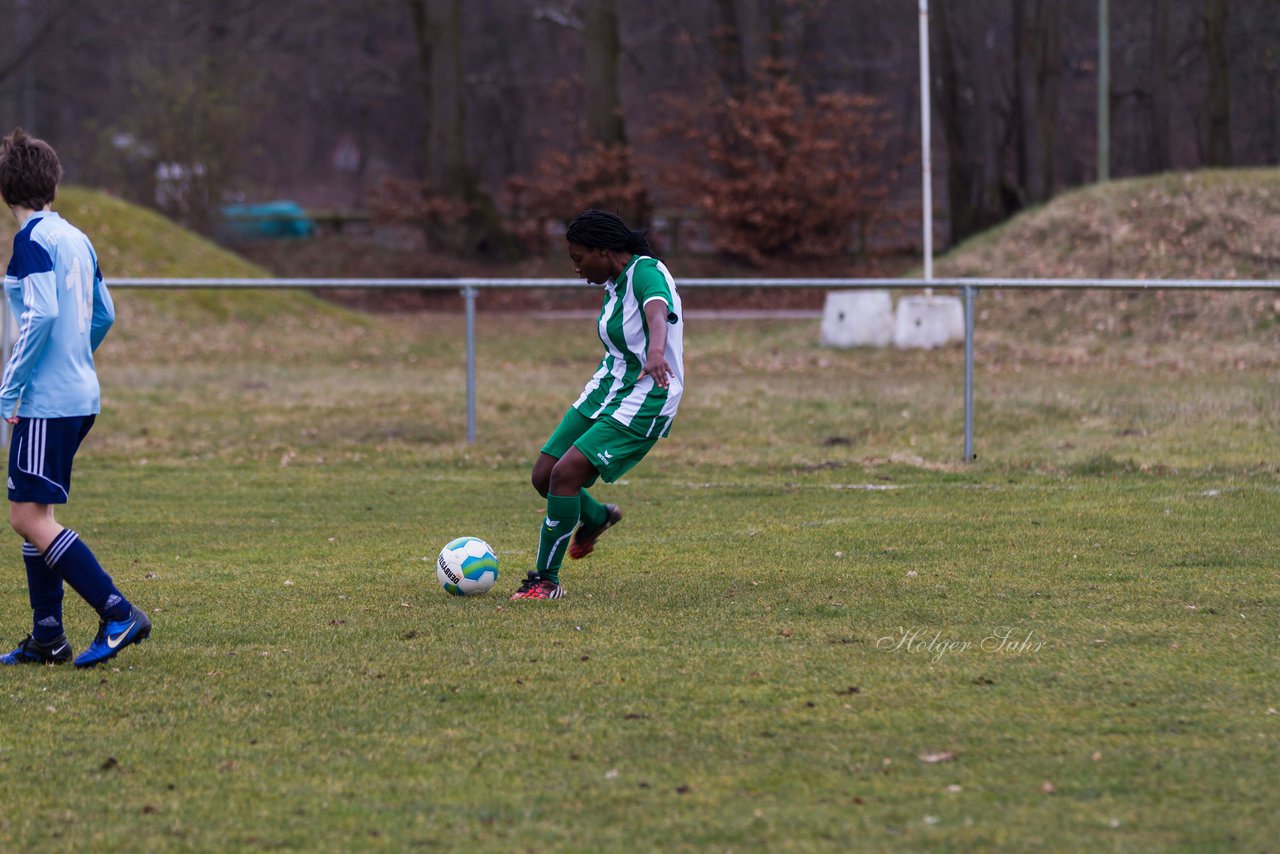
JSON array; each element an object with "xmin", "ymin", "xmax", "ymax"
[
  {"xmin": 504, "ymin": 141, "xmax": 651, "ymax": 255},
  {"xmin": 654, "ymin": 73, "xmax": 900, "ymax": 265},
  {"xmin": 368, "ymin": 178, "xmax": 473, "ymax": 252}
]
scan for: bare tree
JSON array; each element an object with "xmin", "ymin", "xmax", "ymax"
[
  {"xmin": 408, "ymin": 0, "xmax": 471, "ymax": 196},
  {"xmin": 934, "ymin": 3, "xmax": 1009, "ymax": 244},
  {"xmin": 1148, "ymin": 0, "xmax": 1172, "ymax": 172},
  {"xmin": 584, "ymin": 0, "xmax": 624, "ymax": 147},
  {"xmin": 1013, "ymin": 0, "xmax": 1064, "ymax": 204},
  {"xmin": 580, "ymin": 0, "xmax": 649, "ymax": 225},
  {"xmin": 712, "ymin": 0, "xmax": 749, "ymax": 96},
  {"xmin": 6, "ymin": 0, "xmax": 1278, "ymax": 259},
  {"xmin": 83, "ymin": 1, "xmax": 275, "ymax": 230},
  {"xmin": 712, "ymin": 0, "xmax": 771, "ymax": 95},
  {"xmin": 0, "ymin": 0, "xmax": 63, "ymax": 132},
  {"xmin": 1203, "ymin": 0, "xmax": 1231, "ymax": 165},
  {"xmin": 403, "ymin": 0, "xmax": 513, "ymax": 253}
]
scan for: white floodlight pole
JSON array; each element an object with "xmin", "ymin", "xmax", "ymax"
[
  {"xmin": 919, "ymin": 0, "xmax": 973, "ymax": 460},
  {"xmin": 918, "ymin": 0, "xmax": 933, "ymax": 284},
  {"xmin": 921, "ymin": 0, "xmax": 967, "ymax": 460}
]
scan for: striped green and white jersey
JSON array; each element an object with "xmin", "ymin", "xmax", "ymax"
[{"xmin": 572, "ymin": 255, "xmax": 684, "ymax": 438}]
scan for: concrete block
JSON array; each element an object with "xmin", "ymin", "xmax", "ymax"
[
  {"xmin": 819, "ymin": 290, "xmax": 894, "ymax": 348},
  {"xmin": 893, "ymin": 294, "xmax": 964, "ymax": 349}
]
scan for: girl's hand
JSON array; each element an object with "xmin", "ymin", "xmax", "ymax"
[{"xmin": 640, "ymin": 355, "xmax": 671, "ymax": 389}]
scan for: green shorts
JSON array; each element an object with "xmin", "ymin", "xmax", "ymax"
[{"xmin": 541, "ymin": 407, "xmax": 660, "ymax": 483}]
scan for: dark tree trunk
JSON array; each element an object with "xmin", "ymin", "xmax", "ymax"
[
  {"xmin": 407, "ymin": 0, "xmax": 512, "ymax": 255},
  {"xmin": 407, "ymin": 0, "xmax": 472, "ymax": 195},
  {"xmin": 1148, "ymin": 0, "xmax": 1172, "ymax": 172},
  {"xmin": 406, "ymin": 0, "xmax": 435, "ymax": 185},
  {"xmin": 764, "ymin": 0, "xmax": 783, "ymax": 71},
  {"xmin": 1014, "ymin": 0, "xmax": 1064, "ymax": 204},
  {"xmin": 1033, "ymin": 0, "xmax": 1063, "ymax": 201},
  {"xmin": 1204, "ymin": 0, "xmax": 1232, "ymax": 166},
  {"xmin": 934, "ymin": 3, "xmax": 1007, "ymax": 244},
  {"xmin": 713, "ymin": 0, "xmax": 747, "ymax": 95},
  {"xmin": 584, "ymin": 0, "xmax": 625, "ymax": 147},
  {"xmin": 426, "ymin": 0, "xmax": 468, "ymax": 196},
  {"xmin": 713, "ymin": 0, "xmax": 771, "ymax": 90},
  {"xmin": 1012, "ymin": 0, "xmax": 1027, "ymax": 199},
  {"xmin": 581, "ymin": 0, "xmax": 649, "ymax": 227}
]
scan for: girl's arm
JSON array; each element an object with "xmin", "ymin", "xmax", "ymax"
[{"xmin": 639, "ymin": 297, "xmax": 672, "ymax": 389}]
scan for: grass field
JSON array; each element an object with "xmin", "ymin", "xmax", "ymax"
[{"xmin": 0, "ymin": 297, "xmax": 1277, "ymax": 851}]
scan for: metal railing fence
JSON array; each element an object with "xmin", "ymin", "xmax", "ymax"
[{"xmin": 5, "ymin": 276, "xmax": 1280, "ymax": 456}]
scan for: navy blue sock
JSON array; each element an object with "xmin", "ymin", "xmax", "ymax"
[
  {"xmin": 44, "ymin": 529, "xmax": 131, "ymax": 622},
  {"xmin": 24, "ymin": 542, "xmax": 65, "ymax": 644}
]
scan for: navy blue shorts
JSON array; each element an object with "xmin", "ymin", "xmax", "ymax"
[{"xmin": 7, "ymin": 415, "xmax": 96, "ymax": 505}]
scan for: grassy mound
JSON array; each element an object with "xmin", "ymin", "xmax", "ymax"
[
  {"xmin": 935, "ymin": 168, "xmax": 1280, "ymax": 353},
  {"xmin": 0, "ymin": 187, "xmax": 357, "ymax": 328},
  {"xmin": 0, "ymin": 187, "xmax": 268, "ymax": 279},
  {"xmin": 940, "ymin": 168, "xmax": 1280, "ymax": 280}
]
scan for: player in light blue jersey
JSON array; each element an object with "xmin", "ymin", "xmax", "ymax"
[{"xmin": 0, "ymin": 129, "xmax": 150, "ymax": 668}]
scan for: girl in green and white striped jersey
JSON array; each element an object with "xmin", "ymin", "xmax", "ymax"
[{"xmin": 511, "ymin": 210, "xmax": 684, "ymax": 600}]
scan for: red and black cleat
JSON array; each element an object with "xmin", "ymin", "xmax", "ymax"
[
  {"xmin": 510, "ymin": 571, "xmax": 565, "ymax": 600},
  {"xmin": 568, "ymin": 504, "xmax": 622, "ymax": 560}
]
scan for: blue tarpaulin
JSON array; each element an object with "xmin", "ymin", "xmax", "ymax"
[{"xmin": 220, "ymin": 201, "xmax": 316, "ymax": 240}]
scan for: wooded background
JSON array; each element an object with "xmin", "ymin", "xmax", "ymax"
[{"xmin": 1, "ymin": 0, "xmax": 1275, "ymax": 262}]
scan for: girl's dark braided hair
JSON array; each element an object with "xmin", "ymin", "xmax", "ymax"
[{"xmin": 565, "ymin": 209, "xmax": 653, "ymax": 257}]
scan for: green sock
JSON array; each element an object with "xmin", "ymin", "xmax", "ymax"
[
  {"xmin": 579, "ymin": 488, "xmax": 608, "ymax": 531},
  {"xmin": 536, "ymin": 493, "xmax": 580, "ymax": 584}
]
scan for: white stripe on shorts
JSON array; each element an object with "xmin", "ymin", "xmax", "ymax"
[{"xmin": 35, "ymin": 419, "xmax": 46, "ymax": 476}]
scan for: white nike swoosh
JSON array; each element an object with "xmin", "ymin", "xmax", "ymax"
[
  {"xmin": 50, "ymin": 644, "xmax": 68, "ymax": 656},
  {"xmin": 544, "ymin": 518, "xmax": 559, "ymax": 527},
  {"xmin": 106, "ymin": 621, "xmax": 137, "ymax": 649}
]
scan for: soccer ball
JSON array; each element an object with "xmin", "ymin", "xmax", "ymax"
[{"xmin": 436, "ymin": 536, "xmax": 499, "ymax": 596}]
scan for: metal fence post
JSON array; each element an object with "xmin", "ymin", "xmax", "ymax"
[
  {"xmin": 963, "ymin": 284, "xmax": 976, "ymax": 461},
  {"xmin": 462, "ymin": 285, "xmax": 478, "ymax": 444}
]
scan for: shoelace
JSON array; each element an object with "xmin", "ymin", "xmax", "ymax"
[{"xmin": 516, "ymin": 572, "xmax": 544, "ymax": 593}]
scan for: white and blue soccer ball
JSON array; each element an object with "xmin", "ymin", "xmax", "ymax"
[{"xmin": 436, "ymin": 536, "xmax": 499, "ymax": 596}]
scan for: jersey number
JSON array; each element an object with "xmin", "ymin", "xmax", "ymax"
[{"xmin": 65, "ymin": 257, "xmax": 93, "ymax": 335}]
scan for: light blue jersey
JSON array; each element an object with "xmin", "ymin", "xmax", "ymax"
[{"xmin": 1, "ymin": 211, "xmax": 114, "ymax": 419}]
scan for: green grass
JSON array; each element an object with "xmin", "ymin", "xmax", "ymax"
[{"xmin": 0, "ymin": 304, "xmax": 1276, "ymax": 851}]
